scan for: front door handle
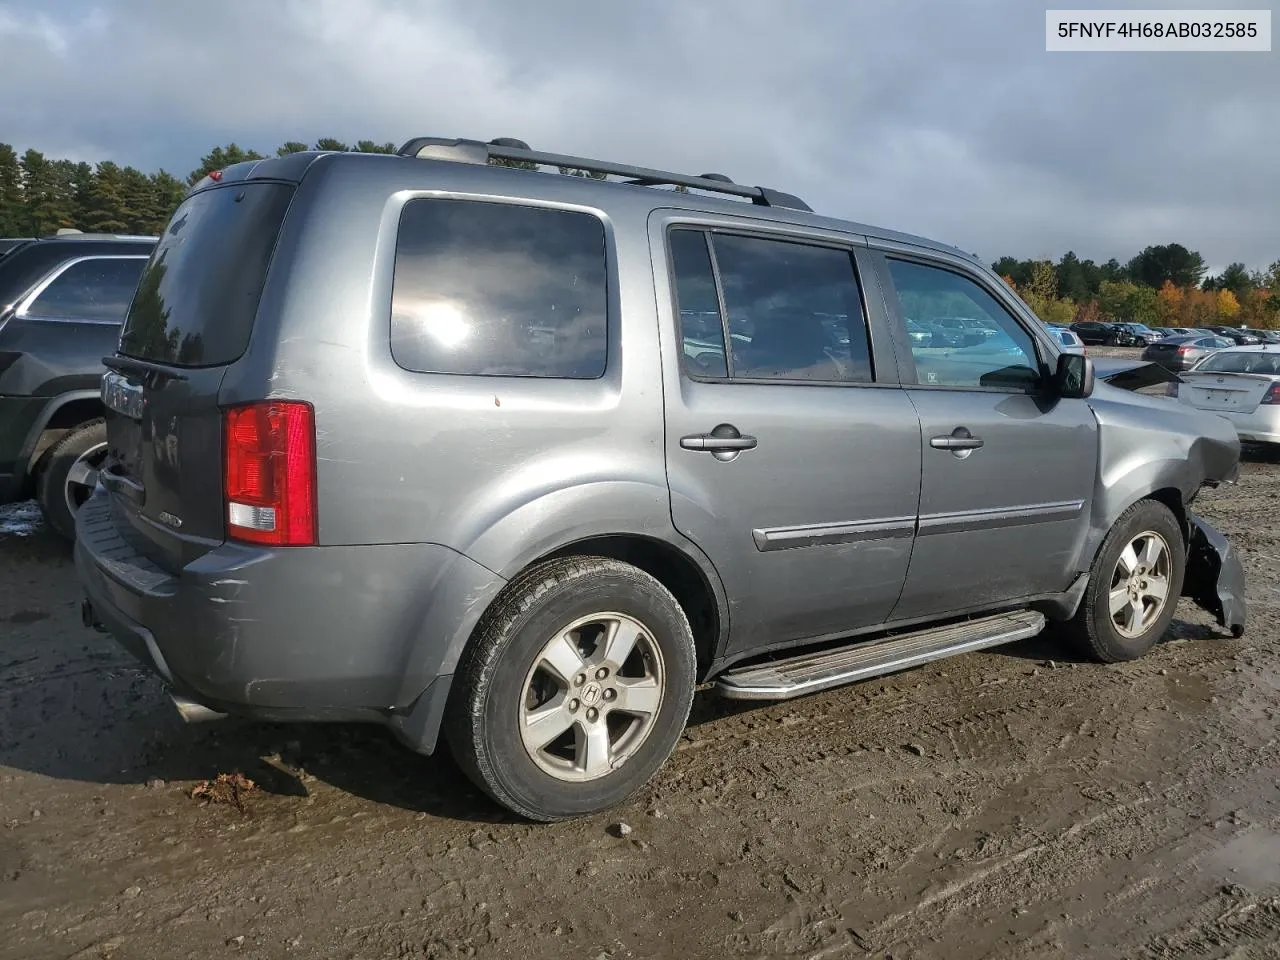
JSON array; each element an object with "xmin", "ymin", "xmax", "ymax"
[
  {"xmin": 680, "ymin": 423, "xmax": 758, "ymax": 459},
  {"xmin": 930, "ymin": 427, "xmax": 984, "ymax": 455}
]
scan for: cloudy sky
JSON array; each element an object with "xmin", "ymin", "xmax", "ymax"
[{"xmin": 2, "ymin": 0, "xmax": 1276, "ymax": 272}]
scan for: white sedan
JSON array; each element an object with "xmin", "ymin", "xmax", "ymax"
[
  {"xmin": 1044, "ymin": 325, "xmax": 1086, "ymax": 354},
  {"xmin": 1174, "ymin": 344, "xmax": 1280, "ymax": 444}
]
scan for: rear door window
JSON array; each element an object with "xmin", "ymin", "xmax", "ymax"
[
  {"xmin": 390, "ymin": 199, "xmax": 608, "ymax": 379},
  {"xmin": 668, "ymin": 227, "xmax": 874, "ymax": 383},
  {"xmin": 119, "ymin": 182, "xmax": 296, "ymax": 367},
  {"xmin": 22, "ymin": 257, "xmax": 146, "ymax": 322}
]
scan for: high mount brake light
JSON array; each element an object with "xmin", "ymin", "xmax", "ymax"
[{"xmin": 223, "ymin": 401, "xmax": 317, "ymax": 546}]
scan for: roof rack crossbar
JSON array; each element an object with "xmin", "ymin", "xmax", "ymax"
[{"xmin": 395, "ymin": 137, "xmax": 812, "ymax": 212}]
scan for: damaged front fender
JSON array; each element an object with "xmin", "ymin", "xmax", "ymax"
[{"xmin": 1184, "ymin": 513, "xmax": 1247, "ymax": 637}]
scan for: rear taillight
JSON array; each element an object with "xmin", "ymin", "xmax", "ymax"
[
  {"xmin": 223, "ymin": 401, "xmax": 317, "ymax": 546},
  {"xmin": 1262, "ymin": 383, "xmax": 1280, "ymax": 406},
  {"xmin": 1177, "ymin": 346, "xmax": 1191, "ymax": 355}
]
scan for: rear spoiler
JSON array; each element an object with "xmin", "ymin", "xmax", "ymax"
[{"xmin": 1090, "ymin": 358, "xmax": 1181, "ymax": 393}]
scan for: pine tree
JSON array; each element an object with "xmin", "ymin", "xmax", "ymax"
[
  {"xmin": 145, "ymin": 170, "xmax": 186, "ymax": 233},
  {"xmin": 69, "ymin": 161, "xmax": 94, "ymax": 229},
  {"xmin": 186, "ymin": 143, "xmax": 266, "ymax": 185},
  {"xmin": 84, "ymin": 162, "xmax": 131, "ymax": 233},
  {"xmin": 21, "ymin": 149, "xmax": 69, "ymax": 234},
  {"xmin": 0, "ymin": 144, "xmax": 24, "ymax": 235}
]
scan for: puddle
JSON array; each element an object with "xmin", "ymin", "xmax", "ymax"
[
  {"xmin": 1206, "ymin": 828, "xmax": 1280, "ymax": 889},
  {"xmin": 0, "ymin": 501, "xmax": 43, "ymax": 538}
]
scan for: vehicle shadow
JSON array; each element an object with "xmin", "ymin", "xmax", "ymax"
[
  {"xmin": 990, "ymin": 616, "xmax": 1226, "ymax": 664},
  {"xmin": 1241, "ymin": 441, "xmax": 1280, "ymax": 464}
]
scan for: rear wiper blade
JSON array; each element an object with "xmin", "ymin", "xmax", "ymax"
[{"xmin": 102, "ymin": 355, "xmax": 189, "ymax": 382}]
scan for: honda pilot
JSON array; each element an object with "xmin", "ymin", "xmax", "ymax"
[{"xmin": 77, "ymin": 138, "xmax": 1246, "ymax": 821}]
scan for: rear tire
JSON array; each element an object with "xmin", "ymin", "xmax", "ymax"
[
  {"xmin": 445, "ymin": 557, "xmax": 696, "ymax": 822},
  {"xmin": 37, "ymin": 419, "xmax": 107, "ymax": 542},
  {"xmin": 1066, "ymin": 500, "xmax": 1185, "ymax": 663}
]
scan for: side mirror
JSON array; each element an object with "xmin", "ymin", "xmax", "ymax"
[{"xmin": 1054, "ymin": 352, "xmax": 1094, "ymax": 399}]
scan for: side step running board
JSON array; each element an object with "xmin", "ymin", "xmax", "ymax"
[{"xmin": 714, "ymin": 610, "xmax": 1046, "ymax": 701}]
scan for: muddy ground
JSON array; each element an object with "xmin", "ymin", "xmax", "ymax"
[{"xmin": 2, "ymin": 432, "xmax": 1279, "ymax": 958}]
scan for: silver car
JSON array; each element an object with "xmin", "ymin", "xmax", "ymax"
[
  {"xmin": 1176, "ymin": 345, "xmax": 1280, "ymax": 444},
  {"xmin": 1045, "ymin": 325, "xmax": 1086, "ymax": 354},
  {"xmin": 74, "ymin": 135, "xmax": 1247, "ymax": 821}
]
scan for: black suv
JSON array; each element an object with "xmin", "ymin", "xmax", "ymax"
[
  {"xmin": 0, "ymin": 233, "xmax": 155, "ymax": 538},
  {"xmin": 1070, "ymin": 321, "xmax": 1134, "ymax": 346},
  {"xmin": 1205, "ymin": 325, "xmax": 1262, "ymax": 346}
]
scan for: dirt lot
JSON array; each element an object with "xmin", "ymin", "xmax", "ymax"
[{"xmin": 2, "ymin": 443, "xmax": 1278, "ymax": 958}]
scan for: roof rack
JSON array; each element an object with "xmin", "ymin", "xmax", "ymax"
[{"xmin": 395, "ymin": 137, "xmax": 812, "ymax": 212}]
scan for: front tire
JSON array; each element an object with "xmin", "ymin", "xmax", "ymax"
[
  {"xmin": 37, "ymin": 419, "xmax": 107, "ymax": 542},
  {"xmin": 1067, "ymin": 500, "xmax": 1185, "ymax": 663},
  {"xmin": 445, "ymin": 557, "xmax": 696, "ymax": 821}
]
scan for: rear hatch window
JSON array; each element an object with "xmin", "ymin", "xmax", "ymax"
[{"xmin": 119, "ymin": 181, "xmax": 295, "ymax": 367}]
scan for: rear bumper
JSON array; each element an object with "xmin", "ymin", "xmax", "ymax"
[
  {"xmin": 1215, "ymin": 408, "xmax": 1280, "ymax": 445},
  {"xmin": 74, "ymin": 489, "xmax": 504, "ymax": 751}
]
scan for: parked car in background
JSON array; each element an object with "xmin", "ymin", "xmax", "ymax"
[
  {"xmin": 1174, "ymin": 345, "xmax": 1280, "ymax": 445},
  {"xmin": 76, "ymin": 136, "xmax": 1246, "ymax": 822},
  {"xmin": 1044, "ymin": 325, "xmax": 1086, "ymax": 354},
  {"xmin": 1071, "ymin": 321, "xmax": 1134, "ymax": 346},
  {"xmin": 1206, "ymin": 326, "xmax": 1261, "ymax": 346},
  {"xmin": 1113, "ymin": 322, "xmax": 1165, "ymax": 346},
  {"xmin": 1252, "ymin": 329, "xmax": 1280, "ymax": 344},
  {"xmin": 1141, "ymin": 334, "xmax": 1235, "ymax": 371},
  {"xmin": 0, "ymin": 232, "xmax": 156, "ymax": 538}
]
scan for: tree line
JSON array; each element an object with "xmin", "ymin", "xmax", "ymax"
[
  {"xmin": 0, "ymin": 138, "xmax": 620, "ymax": 240},
  {"xmin": 3, "ymin": 139, "xmax": 1276, "ymax": 330},
  {"xmin": 993, "ymin": 244, "xmax": 1280, "ymax": 329},
  {"xmin": 0, "ymin": 139, "xmax": 410, "ymax": 238}
]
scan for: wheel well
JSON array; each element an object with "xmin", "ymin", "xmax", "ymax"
[
  {"xmin": 1148, "ymin": 487, "xmax": 1188, "ymax": 539},
  {"xmin": 42, "ymin": 398, "xmax": 103, "ymax": 433},
  {"xmin": 22, "ymin": 399, "xmax": 104, "ymax": 491},
  {"xmin": 542, "ymin": 535, "xmax": 721, "ymax": 674}
]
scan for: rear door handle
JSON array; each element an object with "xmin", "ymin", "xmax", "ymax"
[
  {"xmin": 930, "ymin": 427, "xmax": 984, "ymax": 453},
  {"xmin": 680, "ymin": 424, "xmax": 758, "ymax": 456},
  {"xmin": 929, "ymin": 435, "xmax": 984, "ymax": 450},
  {"xmin": 680, "ymin": 435, "xmax": 758, "ymax": 451}
]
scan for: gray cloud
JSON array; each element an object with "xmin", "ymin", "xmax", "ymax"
[{"xmin": 1, "ymin": 0, "xmax": 1276, "ymax": 270}]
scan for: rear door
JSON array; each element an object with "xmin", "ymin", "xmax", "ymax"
[
  {"xmin": 870, "ymin": 247, "xmax": 1099, "ymax": 620},
  {"xmin": 653, "ymin": 214, "xmax": 922, "ymax": 657},
  {"xmin": 101, "ymin": 180, "xmax": 296, "ymax": 571}
]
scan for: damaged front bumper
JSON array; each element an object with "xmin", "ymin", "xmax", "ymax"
[{"xmin": 1184, "ymin": 513, "xmax": 1247, "ymax": 637}]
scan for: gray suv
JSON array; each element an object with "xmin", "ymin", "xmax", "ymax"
[{"xmin": 76, "ymin": 138, "xmax": 1247, "ymax": 821}]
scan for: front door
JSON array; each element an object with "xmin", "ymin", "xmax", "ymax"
[
  {"xmin": 873, "ymin": 251, "xmax": 1099, "ymax": 620},
  {"xmin": 653, "ymin": 217, "xmax": 923, "ymax": 657}
]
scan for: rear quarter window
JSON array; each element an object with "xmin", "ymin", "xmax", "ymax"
[
  {"xmin": 21, "ymin": 256, "xmax": 146, "ymax": 322},
  {"xmin": 389, "ymin": 199, "xmax": 608, "ymax": 379}
]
